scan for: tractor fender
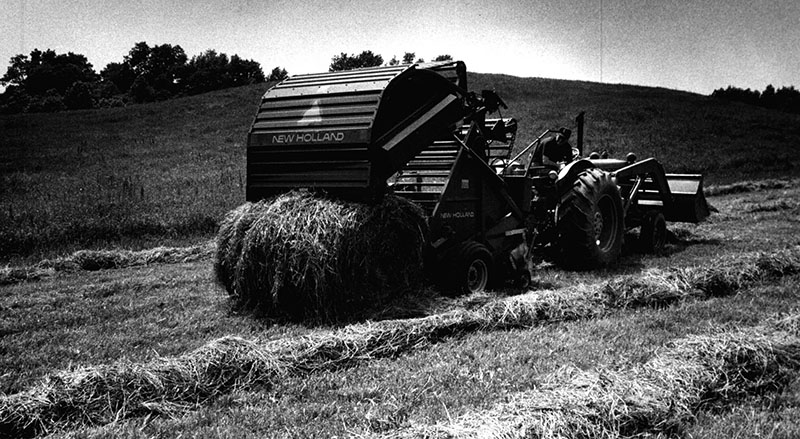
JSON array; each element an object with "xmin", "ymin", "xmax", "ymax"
[{"xmin": 555, "ymin": 159, "xmax": 595, "ymax": 195}]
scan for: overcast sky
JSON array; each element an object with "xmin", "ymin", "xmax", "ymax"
[{"xmin": 1, "ymin": 0, "xmax": 797, "ymax": 94}]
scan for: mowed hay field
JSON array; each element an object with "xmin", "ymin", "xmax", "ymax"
[{"xmin": 1, "ymin": 73, "xmax": 800, "ymax": 438}]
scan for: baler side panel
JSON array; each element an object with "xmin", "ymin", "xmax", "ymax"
[{"xmin": 430, "ymin": 146, "xmax": 526, "ymax": 257}]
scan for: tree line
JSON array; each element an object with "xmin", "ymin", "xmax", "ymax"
[
  {"xmin": 328, "ymin": 51, "xmax": 453, "ymax": 72},
  {"xmin": 711, "ymin": 84, "xmax": 800, "ymax": 114},
  {"xmin": 0, "ymin": 42, "xmax": 289, "ymax": 114}
]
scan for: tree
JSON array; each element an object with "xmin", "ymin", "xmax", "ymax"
[
  {"xmin": 0, "ymin": 54, "xmax": 31, "ymax": 87},
  {"xmin": 119, "ymin": 42, "xmax": 187, "ymax": 98},
  {"xmin": 126, "ymin": 42, "xmax": 151, "ymax": 75},
  {"xmin": 268, "ymin": 66, "xmax": 288, "ymax": 81},
  {"xmin": 774, "ymin": 86, "xmax": 800, "ymax": 114},
  {"xmin": 0, "ymin": 85, "xmax": 30, "ymax": 114},
  {"xmin": 228, "ymin": 55, "xmax": 265, "ymax": 85},
  {"xmin": 1, "ymin": 49, "xmax": 98, "ymax": 95},
  {"xmin": 182, "ymin": 50, "xmax": 265, "ymax": 95},
  {"xmin": 329, "ymin": 51, "xmax": 384, "ymax": 71},
  {"xmin": 402, "ymin": 52, "xmax": 416, "ymax": 64},
  {"xmin": 711, "ymin": 86, "xmax": 760, "ymax": 106},
  {"xmin": 144, "ymin": 43, "xmax": 187, "ymax": 95},
  {"xmin": 711, "ymin": 84, "xmax": 800, "ymax": 115},
  {"xmin": 183, "ymin": 49, "xmax": 230, "ymax": 94},
  {"xmin": 433, "ymin": 54, "xmax": 453, "ymax": 61},
  {"xmin": 101, "ymin": 62, "xmax": 136, "ymax": 93},
  {"xmin": 761, "ymin": 84, "xmax": 776, "ymax": 109},
  {"xmin": 103, "ymin": 43, "xmax": 263, "ymax": 99},
  {"xmin": 388, "ymin": 56, "xmax": 399, "ymax": 66}
]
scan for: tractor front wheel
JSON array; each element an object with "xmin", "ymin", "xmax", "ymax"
[
  {"xmin": 639, "ymin": 211, "xmax": 667, "ymax": 253},
  {"xmin": 556, "ymin": 168, "xmax": 624, "ymax": 269}
]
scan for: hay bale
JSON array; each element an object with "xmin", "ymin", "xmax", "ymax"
[
  {"xmin": 213, "ymin": 202, "xmax": 262, "ymax": 295},
  {"xmin": 217, "ymin": 191, "xmax": 428, "ymax": 321}
]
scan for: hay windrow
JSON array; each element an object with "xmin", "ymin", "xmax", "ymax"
[
  {"xmin": 603, "ymin": 246, "xmax": 800, "ymax": 307},
  {"xmin": 0, "ymin": 242, "xmax": 214, "ymax": 285},
  {"xmin": 2, "ymin": 247, "xmax": 799, "ymax": 437},
  {"xmin": 392, "ymin": 329, "xmax": 800, "ymax": 439},
  {"xmin": 704, "ymin": 178, "xmax": 795, "ymax": 197},
  {"xmin": 217, "ymin": 191, "xmax": 428, "ymax": 321}
]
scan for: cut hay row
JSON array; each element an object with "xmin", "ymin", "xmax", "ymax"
[
  {"xmin": 605, "ymin": 245, "xmax": 800, "ymax": 308},
  {"xmin": 745, "ymin": 199, "xmax": 800, "ymax": 213},
  {"xmin": 1, "ymin": 247, "xmax": 799, "ymax": 437},
  {"xmin": 704, "ymin": 178, "xmax": 796, "ymax": 197},
  {"xmin": 773, "ymin": 313, "xmax": 800, "ymax": 336},
  {"xmin": 388, "ymin": 327, "xmax": 800, "ymax": 439},
  {"xmin": 0, "ymin": 242, "xmax": 215, "ymax": 286},
  {"xmin": 214, "ymin": 191, "xmax": 429, "ymax": 321}
]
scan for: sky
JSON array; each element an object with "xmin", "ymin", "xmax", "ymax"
[{"xmin": 1, "ymin": 0, "xmax": 798, "ymax": 95}]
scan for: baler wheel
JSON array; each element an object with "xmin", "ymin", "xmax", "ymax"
[
  {"xmin": 557, "ymin": 168, "xmax": 624, "ymax": 269},
  {"xmin": 639, "ymin": 211, "xmax": 667, "ymax": 253},
  {"xmin": 441, "ymin": 241, "xmax": 493, "ymax": 295}
]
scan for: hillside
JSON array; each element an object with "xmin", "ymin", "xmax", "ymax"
[
  {"xmin": 470, "ymin": 73, "xmax": 800, "ymax": 178},
  {"xmin": 2, "ymin": 74, "xmax": 799, "ymax": 261}
]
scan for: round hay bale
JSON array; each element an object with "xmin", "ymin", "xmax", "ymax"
[
  {"xmin": 214, "ymin": 201, "xmax": 278, "ymax": 295},
  {"xmin": 338, "ymin": 194, "xmax": 428, "ymax": 298},
  {"xmin": 216, "ymin": 191, "xmax": 428, "ymax": 321},
  {"xmin": 214, "ymin": 202, "xmax": 252, "ymax": 294}
]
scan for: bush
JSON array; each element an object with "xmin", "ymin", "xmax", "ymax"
[
  {"xmin": 128, "ymin": 76, "xmax": 155, "ymax": 103},
  {"xmin": 96, "ymin": 97, "xmax": 126, "ymax": 108},
  {"xmin": 64, "ymin": 81, "xmax": 94, "ymax": 110},
  {"xmin": 0, "ymin": 86, "xmax": 29, "ymax": 114},
  {"xmin": 26, "ymin": 92, "xmax": 65, "ymax": 113}
]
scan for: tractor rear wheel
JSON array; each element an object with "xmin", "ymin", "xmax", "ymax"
[
  {"xmin": 639, "ymin": 211, "xmax": 667, "ymax": 253},
  {"xmin": 440, "ymin": 241, "xmax": 493, "ymax": 295},
  {"xmin": 556, "ymin": 168, "xmax": 624, "ymax": 269}
]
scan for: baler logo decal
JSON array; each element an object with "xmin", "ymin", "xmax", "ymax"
[
  {"xmin": 440, "ymin": 210, "xmax": 476, "ymax": 219},
  {"xmin": 271, "ymin": 132, "xmax": 346, "ymax": 144}
]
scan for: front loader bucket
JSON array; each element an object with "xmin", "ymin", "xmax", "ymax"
[{"xmin": 664, "ymin": 174, "xmax": 709, "ymax": 223}]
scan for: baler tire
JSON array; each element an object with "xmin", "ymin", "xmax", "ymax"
[
  {"xmin": 441, "ymin": 242, "xmax": 493, "ymax": 295},
  {"xmin": 556, "ymin": 168, "xmax": 624, "ymax": 269},
  {"xmin": 639, "ymin": 211, "xmax": 667, "ymax": 254}
]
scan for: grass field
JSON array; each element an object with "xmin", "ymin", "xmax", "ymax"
[
  {"xmin": 2, "ymin": 73, "xmax": 800, "ymax": 438},
  {"xmin": 0, "ymin": 182, "xmax": 798, "ymax": 438},
  {"xmin": 0, "ymin": 84, "xmax": 271, "ymax": 262}
]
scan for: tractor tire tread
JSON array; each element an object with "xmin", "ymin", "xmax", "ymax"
[{"xmin": 557, "ymin": 168, "xmax": 624, "ymax": 270}]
